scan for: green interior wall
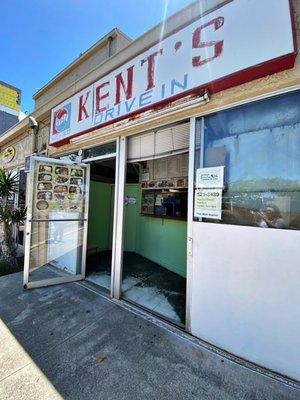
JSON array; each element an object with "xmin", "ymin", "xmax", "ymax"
[
  {"xmin": 124, "ymin": 184, "xmax": 187, "ymax": 278},
  {"xmin": 88, "ymin": 181, "xmax": 187, "ymax": 278},
  {"xmin": 136, "ymin": 216, "xmax": 187, "ymax": 278},
  {"xmin": 87, "ymin": 181, "xmax": 113, "ymax": 251},
  {"xmin": 123, "ymin": 185, "xmax": 139, "ymax": 252}
]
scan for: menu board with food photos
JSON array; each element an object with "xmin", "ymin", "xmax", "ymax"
[{"xmin": 33, "ymin": 161, "xmax": 87, "ymax": 219}]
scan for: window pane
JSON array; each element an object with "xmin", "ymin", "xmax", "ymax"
[
  {"xmin": 83, "ymin": 142, "xmax": 116, "ymax": 159},
  {"xmin": 195, "ymin": 91, "xmax": 300, "ymax": 230},
  {"xmin": 29, "ymin": 220, "xmax": 84, "ymax": 281}
]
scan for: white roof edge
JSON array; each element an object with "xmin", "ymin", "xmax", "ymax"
[{"xmin": 33, "ymin": 28, "xmax": 132, "ymax": 100}]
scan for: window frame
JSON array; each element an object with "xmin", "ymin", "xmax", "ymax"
[{"xmin": 193, "ymin": 86, "xmax": 300, "ymax": 229}]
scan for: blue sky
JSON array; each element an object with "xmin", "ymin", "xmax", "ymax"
[{"xmin": 0, "ymin": 0, "xmax": 194, "ymax": 114}]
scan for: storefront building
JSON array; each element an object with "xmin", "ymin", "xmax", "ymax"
[
  {"xmin": 1, "ymin": 0, "xmax": 300, "ymax": 383},
  {"xmin": 0, "ymin": 81, "xmax": 21, "ymax": 136}
]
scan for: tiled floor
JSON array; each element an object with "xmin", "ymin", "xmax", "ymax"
[{"xmin": 86, "ymin": 251, "xmax": 186, "ymax": 325}]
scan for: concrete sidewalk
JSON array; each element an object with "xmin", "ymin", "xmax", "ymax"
[{"xmin": 0, "ymin": 272, "xmax": 299, "ymax": 400}]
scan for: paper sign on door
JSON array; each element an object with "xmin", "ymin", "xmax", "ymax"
[
  {"xmin": 194, "ymin": 189, "xmax": 222, "ymax": 220},
  {"xmin": 196, "ymin": 166, "xmax": 224, "ymax": 188}
]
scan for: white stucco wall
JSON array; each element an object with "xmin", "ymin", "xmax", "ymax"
[{"xmin": 190, "ymin": 223, "xmax": 300, "ymax": 381}]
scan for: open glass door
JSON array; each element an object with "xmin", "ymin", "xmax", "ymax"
[{"xmin": 23, "ymin": 156, "xmax": 90, "ymax": 289}]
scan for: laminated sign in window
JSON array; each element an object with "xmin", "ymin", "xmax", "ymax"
[{"xmin": 194, "ymin": 166, "xmax": 224, "ymax": 220}]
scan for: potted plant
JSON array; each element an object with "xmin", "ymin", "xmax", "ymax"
[{"xmin": 0, "ymin": 168, "xmax": 26, "ymax": 271}]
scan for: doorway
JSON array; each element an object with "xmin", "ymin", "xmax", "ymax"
[
  {"xmin": 120, "ymin": 123, "xmax": 189, "ymax": 327},
  {"xmin": 85, "ymin": 157, "xmax": 116, "ymax": 294},
  {"xmin": 85, "ymin": 156, "xmax": 144, "ymax": 295}
]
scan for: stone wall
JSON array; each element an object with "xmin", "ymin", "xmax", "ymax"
[{"xmin": 0, "ymin": 131, "xmax": 34, "ymax": 170}]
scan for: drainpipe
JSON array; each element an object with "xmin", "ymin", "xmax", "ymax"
[
  {"xmin": 31, "ymin": 127, "xmax": 38, "ymax": 154},
  {"xmin": 108, "ymin": 36, "xmax": 114, "ymax": 57}
]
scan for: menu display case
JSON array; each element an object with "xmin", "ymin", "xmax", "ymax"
[
  {"xmin": 140, "ymin": 153, "xmax": 188, "ymax": 220},
  {"xmin": 32, "ymin": 161, "xmax": 87, "ymax": 220}
]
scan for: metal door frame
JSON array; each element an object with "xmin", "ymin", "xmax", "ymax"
[
  {"xmin": 23, "ymin": 155, "xmax": 90, "ymax": 289},
  {"xmin": 80, "ymin": 137, "xmax": 125, "ymax": 298},
  {"xmin": 111, "ymin": 136, "xmax": 127, "ymax": 299},
  {"xmin": 112, "ymin": 127, "xmax": 193, "ymax": 326},
  {"xmin": 185, "ymin": 117, "xmax": 196, "ymax": 332}
]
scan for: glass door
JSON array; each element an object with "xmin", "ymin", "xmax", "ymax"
[{"xmin": 23, "ymin": 156, "xmax": 90, "ymax": 289}]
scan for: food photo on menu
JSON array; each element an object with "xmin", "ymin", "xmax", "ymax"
[
  {"xmin": 38, "ymin": 182, "xmax": 52, "ymax": 190},
  {"xmin": 37, "ymin": 191, "xmax": 53, "ymax": 200},
  {"xmin": 71, "ymin": 168, "xmax": 83, "ymax": 177},
  {"xmin": 55, "ymin": 167, "xmax": 69, "ymax": 175},
  {"xmin": 39, "ymin": 165, "xmax": 52, "ymax": 173}
]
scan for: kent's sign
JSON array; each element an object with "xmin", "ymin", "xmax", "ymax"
[{"xmin": 50, "ymin": 0, "xmax": 296, "ymax": 146}]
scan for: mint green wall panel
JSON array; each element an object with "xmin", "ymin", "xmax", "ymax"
[
  {"xmin": 110, "ymin": 184, "xmax": 140, "ymax": 252},
  {"xmin": 130, "ymin": 184, "xmax": 187, "ymax": 278},
  {"xmin": 108, "ymin": 187, "xmax": 114, "ymax": 250},
  {"xmin": 124, "ymin": 184, "xmax": 139, "ymax": 252},
  {"xmin": 87, "ymin": 181, "xmax": 113, "ymax": 251},
  {"xmin": 136, "ymin": 215, "xmax": 187, "ymax": 278}
]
